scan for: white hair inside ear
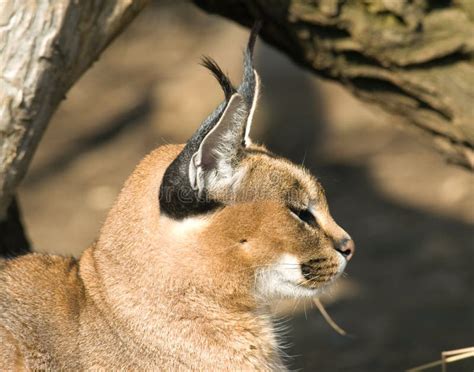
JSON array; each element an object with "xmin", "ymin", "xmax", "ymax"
[
  {"xmin": 189, "ymin": 94, "xmax": 248, "ymax": 196},
  {"xmin": 244, "ymin": 70, "xmax": 260, "ymax": 146},
  {"xmin": 189, "ymin": 151, "xmax": 203, "ymax": 195}
]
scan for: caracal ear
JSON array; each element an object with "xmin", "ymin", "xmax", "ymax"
[
  {"xmin": 159, "ymin": 22, "xmax": 262, "ymax": 219},
  {"xmin": 189, "ymin": 94, "xmax": 247, "ymax": 196},
  {"xmin": 238, "ymin": 21, "xmax": 262, "ymax": 146}
]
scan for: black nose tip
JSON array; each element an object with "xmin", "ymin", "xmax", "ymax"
[{"xmin": 336, "ymin": 238, "xmax": 355, "ymax": 261}]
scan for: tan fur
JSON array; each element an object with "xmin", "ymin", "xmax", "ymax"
[{"xmin": 0, "ymin": 141, "xmax": 353, "ymax": 370}]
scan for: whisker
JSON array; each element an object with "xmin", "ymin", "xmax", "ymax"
[{"xmin": 301, "ymin": 148, "xmax": 308, "ymax": 167}]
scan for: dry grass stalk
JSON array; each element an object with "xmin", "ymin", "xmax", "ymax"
[
  {"xmin": 312, "ymin": 298, "xmax": 348, "ymax": 336},
  {"xmin": 406, "ymin": 346, "xmax": 474, "ymax": 372}
]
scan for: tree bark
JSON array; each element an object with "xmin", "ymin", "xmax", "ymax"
[
  {"xmin": 194, "ymin": 0, "xmax": 474, "ymax": 171},
  {"xmin": 0, "ymin": 0, "xmax": 150, "ymax": 222}
]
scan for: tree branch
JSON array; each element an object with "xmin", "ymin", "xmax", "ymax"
[
  {"xmin": 194, "ymin": 0, "xmax": 474, "ymax": 170},
  {"xmin": 0, "ymin": 0, "xmax": 150, "ymax": 218}
]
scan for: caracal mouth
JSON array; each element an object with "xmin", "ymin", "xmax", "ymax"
[
  {"xmin": 299, "ymin": 253, "xmax": 347, "ymax": 290},
  {"xmin": 256, "ymin": 253, "xmax": 346, "ymax": 299}
]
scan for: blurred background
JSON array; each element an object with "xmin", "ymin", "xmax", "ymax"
[{"xmin": 18, "ymin": 2, "xmax": 473, "ymax": 371}]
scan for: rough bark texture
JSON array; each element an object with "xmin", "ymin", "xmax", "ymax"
[
  {"xmin": 0, "ymin": 0, "xmax": 150, "ymax": 219},
  {"xmin": 194, "ymin": 0, "xmax": 474, "ymax": 170}
]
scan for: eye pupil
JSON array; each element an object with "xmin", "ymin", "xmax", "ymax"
[{"xmin": 289, "ymin": 207, "xmax": 317, "ymax": 227}]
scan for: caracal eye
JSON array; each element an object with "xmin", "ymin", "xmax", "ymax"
[{"xmin": 289, "ymin": 206, "xmax": 317, "ymax": 227}]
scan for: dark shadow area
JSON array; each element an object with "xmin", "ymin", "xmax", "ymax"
[
  {"xmin": 25, "ymin": 94, "xmax": 153, "ymax": 186},
  {"xmin": 256, "ymin": 45, "xmax": 327, "ymax": 163},
  {"xmin": 0, "ymin": 197, "xmax": 31, "ymax": 258},
  {"xmin": 288, "ymin": 162, "xmax": 474, "ymax": 371},
  {"xmin": 257, "ymin": 46, "xmax": 474, "ymax": 371}
]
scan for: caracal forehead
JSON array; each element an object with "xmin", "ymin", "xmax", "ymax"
[{"xmin": 237, "ymin": 149, "xmax": 327, "ymax": 208}]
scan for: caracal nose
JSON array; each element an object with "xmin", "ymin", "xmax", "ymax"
[{"xmin": 335, "ymin": 237, "xmax": 355, "ymax": 261}]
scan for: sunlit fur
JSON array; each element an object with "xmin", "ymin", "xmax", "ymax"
[
  {"xmin": 0, "ymin": 26, "xmax": 353, "ymax": 370},
  {"xmin": 0, "ymin": 143, "xmax": 352, "ymax": 370}
]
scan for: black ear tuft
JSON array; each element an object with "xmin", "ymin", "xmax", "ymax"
[
  {"xmin": 159, "ymin": 24, "xmax": 264, "ymax": 219},
  {"xmin": 237, "ymin": 21, "xmax": 262, "ymax": 145},
  {"xmin": 248, "ymin": 21, "xmax": 263, "ymax": 57},
  {"xmin": 200, "ymin": 56, "xmax": 236, "ymax": 101},
  {"xmin": 239, "ymin": 21, "xmax": 262, "ymax": 107}
]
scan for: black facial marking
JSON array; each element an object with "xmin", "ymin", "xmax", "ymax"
[
  {"xmin": 301, "ymin": 263, "xmax": 312, "ymax": 277},
  {"xmin": 301, "ymin": 264, "xmax": 337, "ymax": 282},
  {"xmin": 159, "ymin": 102, "xmax": 227, "ymax": 219},
  {"xmin": 301, "ymin": 257, "xmax": 339, "ymax": 282},
  {"xmin": 307, "ymin": 258, "xmax": 327, "ymax": 264}
]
